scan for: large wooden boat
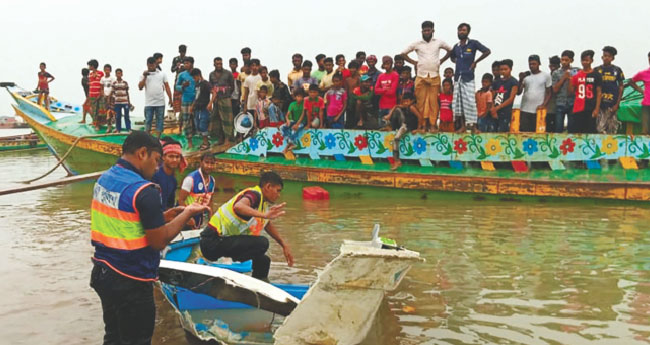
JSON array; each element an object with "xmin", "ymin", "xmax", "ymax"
[
  {"xmin": 3, "ymin": 83, "xmax": 215, "ymax": 174},
  {"xmin": 5, "ymin": 82, "xmax": 650, "ymax": 201}
]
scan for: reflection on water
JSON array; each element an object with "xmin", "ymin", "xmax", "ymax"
[{"xmin": 0, "ymin": 151, "xmax": 649, "ymax": 344}]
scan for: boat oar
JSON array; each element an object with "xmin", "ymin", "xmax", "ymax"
[
  {"xmin": 158, "ymin": 260, "xmax": 300, "ymax": 316},
  {"xmin": 0, "ymin": 171, "xmax": 105, "ymax": 196}
]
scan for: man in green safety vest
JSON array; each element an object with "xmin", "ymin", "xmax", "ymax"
[{"xmin": 200, "ymin": 171, "xmax": 293, "ymax": 280}]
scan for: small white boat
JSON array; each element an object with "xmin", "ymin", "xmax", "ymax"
[{"xmin": 158, "ymin": 226, "xmax": 422, "ymax": 345}]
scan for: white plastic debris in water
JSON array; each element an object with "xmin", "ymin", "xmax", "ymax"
[{"xmin": 274, "ymin": 225, "xmax": 423, "ymax": 345}]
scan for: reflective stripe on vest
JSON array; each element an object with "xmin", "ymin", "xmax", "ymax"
[
  {"xmin": 90, "ymin": 165, "xmax": 151, "ymax": 250},
  {"xmin": 208, "ymin": 185, "xmax": 268, "ymax": 236}
]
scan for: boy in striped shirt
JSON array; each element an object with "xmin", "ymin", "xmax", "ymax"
[{"xmin": 110, "ymin": 68, "xmax": 132, "ymax": 133}]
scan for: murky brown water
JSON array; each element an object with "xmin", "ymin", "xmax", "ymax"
[{"xmin": 1, "ymin": 137, "xmax": 650, "ymax": 345}]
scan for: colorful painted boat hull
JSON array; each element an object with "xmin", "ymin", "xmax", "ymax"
[
  {"xmin": 12, "ymin": 105, "xmax": 119, "ymax": 174},
  {"xmin": 7, "ymin": 85, "xmax": 650, "ymax": 201}
]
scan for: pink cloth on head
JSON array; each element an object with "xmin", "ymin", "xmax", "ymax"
[{"xmin": 162, "ymin": 143, "xmax": 187, "ymax": 172}]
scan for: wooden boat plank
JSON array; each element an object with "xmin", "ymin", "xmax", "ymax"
[
  {"xmin": 498, "ymin": 179, "xmax": 537, "ymax": 196},
  {"xmin": 625, "ymin": 186, "xmax": 650, "ymax": 201},
  {"xmin": 213, "ymin": 156, "xmax": 649, "ymax": 201}
]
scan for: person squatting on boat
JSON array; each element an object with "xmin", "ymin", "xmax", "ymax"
[
  {"xmin": 89, "ymin": 131, "xmax": 209, "ymax": 345},
  {"xmin": 199, "ymin": 171, "xmax": 294, "ymax": 281}
]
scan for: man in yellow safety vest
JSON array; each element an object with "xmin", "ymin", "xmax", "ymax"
[{"xmin": 199, "ymin": 171, "xmax": 293, "ymax": 280}]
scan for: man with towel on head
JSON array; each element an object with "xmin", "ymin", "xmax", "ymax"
[{"xmin": 152, "ymin": 138, "xmax": 187, "ymax": 211}]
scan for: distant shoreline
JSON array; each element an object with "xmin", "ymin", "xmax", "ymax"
[{"xmin": 0, "ymin": 123, "xmax": 29, "ymax": 129}]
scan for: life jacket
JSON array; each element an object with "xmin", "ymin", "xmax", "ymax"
[
  {"xmin": 90, "ymin": 163, "xmax": 160, "ymax": 281},
  {"xmin": 207, "ymin": 186, "xmax": 268, "ymax": 237},
  {"xmin": 184, "ymin": 169, "xmax": 215, "ymax": 227}
]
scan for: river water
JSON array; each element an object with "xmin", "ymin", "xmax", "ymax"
[{"xmin": 1, "ymin": 132, "xmax": 649, "ymax": 345}]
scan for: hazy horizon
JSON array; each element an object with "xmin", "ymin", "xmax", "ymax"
[{"xmin": 1, "ymin": 0, "xmax": 649, "ymax": 118}]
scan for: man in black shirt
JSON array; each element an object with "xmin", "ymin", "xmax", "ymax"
[
  {"xmin": 269, "ymin": 69, "xmax": 292, "ymax": 113},
  {"xmin": 190, "ymin": 68, "xmax": 214, "ymax": 150},
  {"xmin": 209, "ymin": 57, "xmax": 235, "ymax": 144},
  {"xmin": 171, "ymin": 45, "xmax": 187, "ymax": 119},
  {"xmin": 81, "ymin": 68, "xmax": 90, "ymax": 123},
  {"xmin": 595, "ymin": 46, "xmax": 625, "ymax": 134}
]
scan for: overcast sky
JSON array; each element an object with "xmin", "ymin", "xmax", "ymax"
[{"xmin": 1, "ymin": 0, "xmax": 649, "ymax": 118}]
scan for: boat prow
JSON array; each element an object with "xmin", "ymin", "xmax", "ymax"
[
  {"xmin": 3, "ymin": 82, "xmax": 79, "ymax": 123},
  {"xmin": 4, "ymin": 83, "xmax": 231, "ymax": 176}
]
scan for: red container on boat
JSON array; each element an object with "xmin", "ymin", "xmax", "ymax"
[{"xmin": 302, "ymin": 186, "xmax": 329, "ymax": 200}]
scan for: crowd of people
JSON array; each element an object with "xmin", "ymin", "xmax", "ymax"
[
  {"xmin": 36, "ymin": 21, "xmax": 650, "ymax": 153},
  {"xmin": 78, "ymin": 20, "xmax": 650, "ymax": 345}
]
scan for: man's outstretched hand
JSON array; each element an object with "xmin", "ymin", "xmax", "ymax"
[
  {"xmin": 264, "ymin": 202, "xmax": 286, "ymax": 220},
  {"xmin": 283, "ymin": 244, "xmax": 294, "ymax": 267}
]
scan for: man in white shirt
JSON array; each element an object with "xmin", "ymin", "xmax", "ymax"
[
  {"xmin": 100, "ymin": 64, "xmax": 116, "ymax": 100},
  {"xmin": 401, "ymin": 20, "xmax": 452, "ymax": 132},
  {"xmin": 518, "ymin": 54, "xmax": 552, "ymax": 132},
  {"xmin": 99, "ymin": 64, "xmax": 116, "ymax": 129},
  {"xmin": 138, "ymin": 56, "xmax": 173, "ymax": 137},
  {"xmin": 242, "ymin": 59, "xmax": 263, "ymax": 115}
]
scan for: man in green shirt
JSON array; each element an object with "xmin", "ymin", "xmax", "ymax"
[
  {"xmin": 352, "ymin": 75, "xmax": 376, "ymax": 128},
  {"xmin": 311, "ymin": 54, "xmax": 327, "ymax": 84},
  {"xmin": 281, "ymin": 89, "xmax": 306, "ymax": 153}
]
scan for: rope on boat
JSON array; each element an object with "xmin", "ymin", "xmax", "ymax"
[{"xmin": 21, "ymin": 132, "xmax": 126, "ymax": 184}]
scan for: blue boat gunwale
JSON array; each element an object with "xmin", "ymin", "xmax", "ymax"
[{"xmin": 161, "ymin": 236, "xmax": 309, "ymax": 311}]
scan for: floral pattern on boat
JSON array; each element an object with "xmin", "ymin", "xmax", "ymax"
[{"xmin": 227, "ymin": 129, "xmax": 648, "ymax": 163}]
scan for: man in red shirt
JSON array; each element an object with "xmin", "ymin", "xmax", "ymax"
[
  {"xmin": 568, "ymin": 50, "xmax": 602, "ymax": 133},
  {"xmin": 36, "ymin": 62, "xmax": 54, "ymax": 110},
  {"xmin": 81, "ymin": 59, "xmax": 105, "ymax": 127},
  {"xmin": 374, "ymin": 56, "xmax": 399, "ymax": 128},
  {"xmin": 304, "ymin": 84, "xmax": 324, "ymax": 129}
]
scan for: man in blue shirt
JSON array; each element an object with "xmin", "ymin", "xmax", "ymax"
[
  {"xmin": 152, "ymin": 138, "xmax": 187, "ymax": 210},
  {"xmin": 176, "ymin": 57, "xmax": 196, "ymax": 140},
  {"xmin": 90, "ymin": 131, "xmax": 208, "ymax": 345},
  {"xmin": 450, "ymin": 23, "xmax": 491, "ymax": 132}
]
